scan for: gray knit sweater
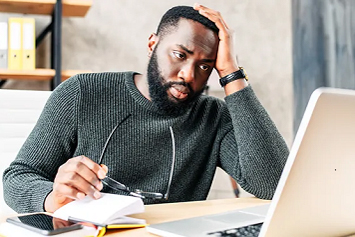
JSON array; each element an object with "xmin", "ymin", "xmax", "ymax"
[{"xmin": 3, "ymin": 72, "xmax": 289, "ymax": 213}]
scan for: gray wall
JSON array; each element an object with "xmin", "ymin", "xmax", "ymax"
[
  {"xmin": 293, "ymin": 0, "xmax": 355, "ymax": 133},
  {"xmin": 1, "ymin": 0, "xmax": 293, "ymax": 146}
]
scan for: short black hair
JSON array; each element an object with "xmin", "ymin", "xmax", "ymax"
[{"xmin": 156, "ymin": 6, "xmax": 219, "ymax": 38}]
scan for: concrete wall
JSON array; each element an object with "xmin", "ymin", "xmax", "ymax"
[{"xmin": 0, "ymin": 0, "xmax": 293, "ymax": 199}]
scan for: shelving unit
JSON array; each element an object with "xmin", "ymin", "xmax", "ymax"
[
  {"xmin": 0, "ymin": 0, "xmax": 92, "ymax": 89},
  {"xmin": 0, "ymin": 0, "xmax": 91, "ymax": 16},
  {"xmin": 0, "ymin": 69, "xmax": 90, "ymax": 81}
]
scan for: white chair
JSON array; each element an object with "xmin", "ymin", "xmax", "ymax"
[{"xmin": 0, "ymin": 89, "xmax": 51, "ymax": 217}]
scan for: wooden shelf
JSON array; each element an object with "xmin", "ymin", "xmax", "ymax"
[
  {"xmin": 0, "ymin": 0, "xmax": 92, "ymax": 17},
  {"xmin": 0, "ymin": 0, "xmax": 93, "ymax": 89},
  {"xmin": 0, "ymin": 69, "xmax": 91, "ymax": 81}
]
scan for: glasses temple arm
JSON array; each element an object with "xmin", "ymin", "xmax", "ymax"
[
  {"xmin": 164, "ymin": 126, "xmax": 175, "ymax": 200},
  {"xmin": 98, "ymin": 114, "xmax": 132, "ymax": 164}
]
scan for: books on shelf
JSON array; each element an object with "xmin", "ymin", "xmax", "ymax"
[
  {"xmin": 2, "ymin": 17, "xmax": 35, "ymax": 70},
  {"xmin": 0, "ymin": 0, "xmax": 93, "ymax": 83}
]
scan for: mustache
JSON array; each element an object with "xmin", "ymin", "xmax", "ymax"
[{"xmin": 163, "ymin": 81, "xmax": 194, "ymax": 94}]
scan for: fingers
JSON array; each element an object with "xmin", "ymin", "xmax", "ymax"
[
  {"xmin": 53, "ymin": 182, "xmax": 84, "ymax": 200},
  {"xmin": 73, "ymin": 155, "xmax": 107, "ymax": 179},
  {"xmin": 101, "ymin": 164, "xmax": 108, "ymax": 174},
  {"xmin": 67, "ymin": 156, "xmax": 104, "ymax": 189},
  {"xmin": 193, "ymin": 3, "xmax": 238, "ymax": 77},
  {"xmin": 194, "ymin": 3, "xmax": 230, "ymax": 33},
  {"xmin": 53, "ymin": 156, "xmax": 108, "ymax": 202},
  {"xmin": 54, "ymin": 168, "xmax": 101, "ymax": 199}
]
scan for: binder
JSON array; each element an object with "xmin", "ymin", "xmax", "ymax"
[
  {"xmin": 0, "ymin": 22, "xmax": 8, "ymax": 69},
  {"xmin": 22, "ymin": 18, "xmax": 35, "ymax": 70},
  {"xmin": 8, "ymin": 18, "xmax": 22, "ymax": 70}
]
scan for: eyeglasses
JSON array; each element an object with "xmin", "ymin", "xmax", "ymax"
[{"xmin": 98, "ymin": 114, "xmax": 175, "ymax": 200}]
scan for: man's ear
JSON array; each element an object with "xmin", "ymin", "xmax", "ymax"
[{"xmin": 148, "ymin": 33, "xmax": 159, "ymax": 57}]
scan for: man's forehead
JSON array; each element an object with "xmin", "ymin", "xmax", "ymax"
[
  {"xmin": 175, "ymin": 18, "xmax": 217, "ymax": 40},
  {"xmin": 161, "ymin": 18, "xmax": 218, "ymax": 55}
]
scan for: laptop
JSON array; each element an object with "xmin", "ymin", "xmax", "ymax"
[{"xmin": 147, "ymin": 87, "xmax": 355, "ymax": 237}]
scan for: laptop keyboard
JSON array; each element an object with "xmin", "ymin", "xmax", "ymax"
[{"xmin": 207, "ymin": 223, "xmax": 262, "ymax": 237}]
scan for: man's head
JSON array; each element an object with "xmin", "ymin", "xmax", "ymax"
[
  {"xmin": 147, "ymin": 6, "xmax": 219, "ymax": 116},
  {"xmin": 156, "ymin": 6, "xmax": 219, "ymax": 40}
]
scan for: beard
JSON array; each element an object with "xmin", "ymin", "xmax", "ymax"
[{"xmin": 147, "ymin": 47, "xmax": 205, "ymax": 116}]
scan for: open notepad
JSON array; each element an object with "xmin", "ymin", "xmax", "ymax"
[{"xmin": 52, "ymin": 193, "xmax": 146, "ymax": 228}]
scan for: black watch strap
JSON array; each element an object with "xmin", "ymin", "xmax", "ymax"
[{"xmin": 219, "ymin": 67, "xmax": 248, "ymax": 87}]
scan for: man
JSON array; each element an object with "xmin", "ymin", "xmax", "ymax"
[{"xmin": 3, "ymin": 4, "xmax": 289, "ymax": 214}]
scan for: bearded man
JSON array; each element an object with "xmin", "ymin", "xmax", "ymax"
[{"xmin": 3, "ymin": 4, "xmax": 289, "ymax": 214}]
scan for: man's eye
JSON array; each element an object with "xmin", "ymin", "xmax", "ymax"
[
  {"xmin": 173, "ymin": 51, "xmax": 185, "ymax": 59},
  {"xmin": 200, "ymin": 65, "xmax": 210, "ymax": 71}
]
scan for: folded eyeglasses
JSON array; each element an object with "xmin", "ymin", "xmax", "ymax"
[{"xmin": 98, "ymin": 115, "xmax": 175, "ymax": 200}]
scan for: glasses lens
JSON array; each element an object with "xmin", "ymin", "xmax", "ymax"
[
  {"xmin": 102, "ymin": 176, "xmax": 129, "ymax": 193},
  {"xmin": 135, "ymin": 190, "xmax": 164, "ymax": 200}
]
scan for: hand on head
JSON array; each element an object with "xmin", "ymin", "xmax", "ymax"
[
  {"xmin": 193, "ymin": 3, "xmax": 239, "ymax": 78},
  {"xmin": 44, "ymin": 155, "xmax": 108, "ymax": 213}
]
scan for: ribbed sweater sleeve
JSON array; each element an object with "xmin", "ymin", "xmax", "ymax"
[
  {"xmin": 220, "ymin": 86, "xmax": 289, "ymax": 200},
  {"xmin": 3, "ymin": 76, "xmax": 80, "ymax": 213}
]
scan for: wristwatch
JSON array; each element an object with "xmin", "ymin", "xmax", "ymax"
[{"xmin": 219, "ymin": 67, "xmax": 248, "ymax": 87}]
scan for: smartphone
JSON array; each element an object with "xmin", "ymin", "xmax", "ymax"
[{"xmin": 6, "ymin": 213, "xmax": 83, "ymax": 235}]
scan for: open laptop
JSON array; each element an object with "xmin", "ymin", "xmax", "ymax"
[{"xmin": 147, "ymin": 87, "xmax": 355, "ymax": 237}]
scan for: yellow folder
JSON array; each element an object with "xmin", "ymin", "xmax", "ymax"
[
  {"xmin": 8, "ymin": 18, "xmax": 22, "ymax": 70},
  {"xmin": 92, "ymin": 224, "xmax": 148, "ymax": 237},
  {"xmin": 22, "ymin": 18, "xmax": 36, "ymax": 70}
]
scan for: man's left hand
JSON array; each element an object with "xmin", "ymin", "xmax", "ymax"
[{"xmin": 194, "ymin": 3, "xmax": 239, "ymax": 78}]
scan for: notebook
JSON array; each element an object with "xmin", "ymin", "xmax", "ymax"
[
  {"xmin": 53, "ymin": 193, "xmax": 146, "ymax": 229},
  {"xmin": 147, "ymin": 87, "xmax": 355, "ymax": 237}
]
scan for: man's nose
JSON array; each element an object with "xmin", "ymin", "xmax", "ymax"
[{"xmin": 178, "ymin": 63, "xmax": 195, "ymax": 84}]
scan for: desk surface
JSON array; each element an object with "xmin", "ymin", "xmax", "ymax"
[
  {"xmin": 105, "ymin": 198, "xmax": 269, "ymax": 236},
  {"xmin": 0, "ymin": 198, "xmax": 268, "ymax": 236}
]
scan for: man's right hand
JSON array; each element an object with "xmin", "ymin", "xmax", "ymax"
[{"xmin": 44, "ymin": 155, "xmax": 108, "ymax": 213}]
